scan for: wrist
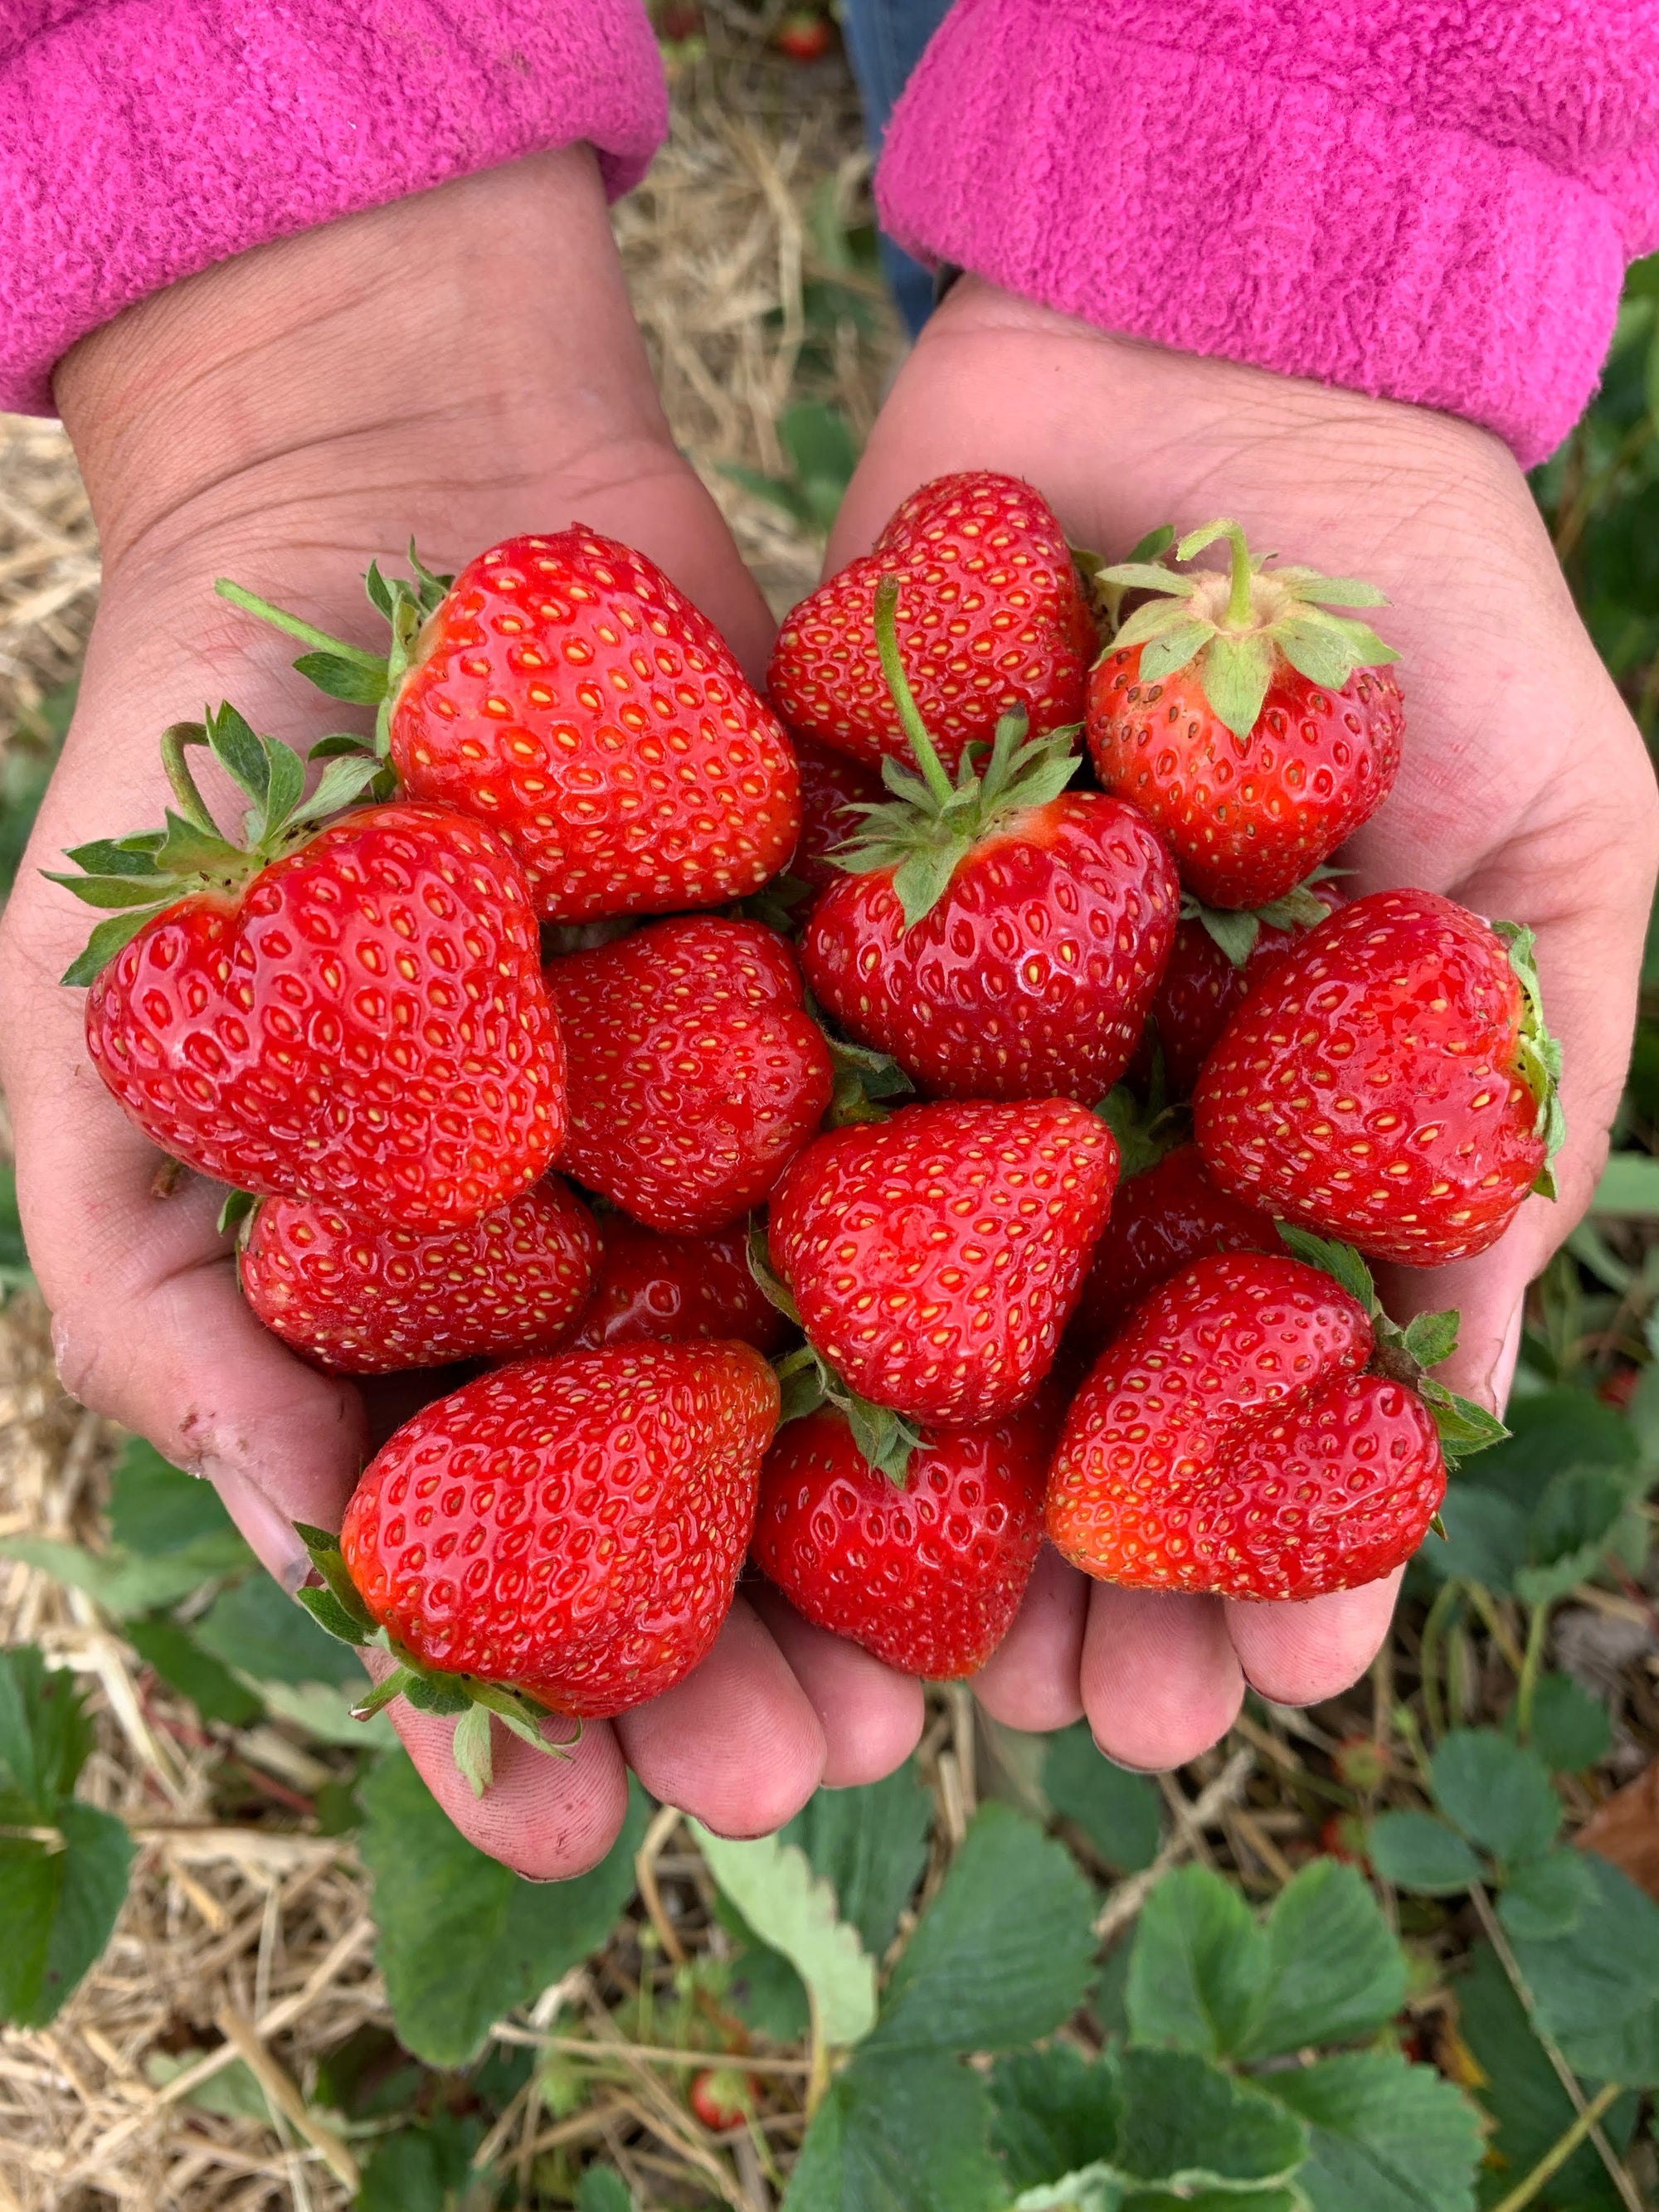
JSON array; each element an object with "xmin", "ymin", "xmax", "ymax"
[{"xmin": 56, "ymin": 148, "xmax": 675, "ymax": 582}]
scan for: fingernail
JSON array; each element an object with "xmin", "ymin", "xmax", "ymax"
[
  {"xmin": 1097, "ymin": 1748, "xmax": 1163, "ymax": 1775},
  {"xmin": 205, "ymin": 1461, "xmax": 312, "ymax": 1592}
]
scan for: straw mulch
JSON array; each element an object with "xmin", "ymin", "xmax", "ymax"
[{"xmin": 0, "ymin": 31, "xmax": 902, "ymax": 2210}]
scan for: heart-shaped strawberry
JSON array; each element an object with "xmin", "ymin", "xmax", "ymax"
[
  {"xmin": 768, "ymin": 471, "xmax": 1097, "ymax": 775},
  {"xmin": 58, "ymin": 707, "xmax": 565, "ymax": 1223},
  {"xmin": 1046, "ymin": 1245, "xmax": 1501, "ymax": 1600}
]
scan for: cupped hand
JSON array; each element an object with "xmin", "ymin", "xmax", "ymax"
[
  {"xmin": 0, "ymin": 149, "xmax": 924, "ymax": 1875},
  {"xmin": 830, "ymin": 277, "xmax": 1659, "ymax": 1769}
]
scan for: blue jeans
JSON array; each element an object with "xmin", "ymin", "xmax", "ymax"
[{"xmin": 839, "ymin": 0, "xmax": 956, "ymax": 336}]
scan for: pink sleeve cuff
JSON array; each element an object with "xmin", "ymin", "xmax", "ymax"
[
  {"xmin": 0, "ymin": 1, "xmax": 669, "ymax": 416},
  {"xmin": 877, "ymin": 0, "xmax": 1658, "ymax": 468}
]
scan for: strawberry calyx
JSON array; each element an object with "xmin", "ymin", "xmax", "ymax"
[
  {"xmin": 747, "ymin": 1225, "xmax": 922, "ymax": 1481},
  {"xmin": 1098, "ymin": 518, "xmax": 1399, "ymax": 741},
  {"xmin": 1096, "ymin": 1083, "xmax": 1189, "ymax": 1179},
  {"xmin": 829, "ymin": 576, "xmax": 1083, "ymax": 929},
  {"xmin": 216, "ymin": 545, "xmax": 454, "ymax": 761},
  {"xmin": 1491, "ymin": 921, "xmax": 1567, "ymax": 1198},
  {"xmin": 47, "ymin": 703, "xmax": 386, "ymax": 987},
  {"xmin": 805, "ymin": 995, "xmax": 916, "ymax": 1127},
  {"xmin": 292, "ymin": 1520, "xmax": 579, "ymax": 1797},
  {"xmin": 1182, "ymin": 868, "xmax": 1345, "ymax": 965},
  {"xmin": 1274, "ymin": 1224, "xmax": 1510, "ymax": 1468}
]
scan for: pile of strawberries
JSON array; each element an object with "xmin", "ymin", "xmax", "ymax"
[{"xmin": 55, "ymin": 473, "xmax": 1559, "ymax": 1789}]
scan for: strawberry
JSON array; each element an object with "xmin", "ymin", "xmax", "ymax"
[
  {"xmin": 544, "ymin": 917, "xmax": 834, "ymax": 1234},
  {"xmin": 791, "ymin": 733, "xmax": 886, "ymax": 892},
  {"xmin": 221, "ymin": 530, "xmax": 801, "ymax": 923},
  {"xmin": 753, "ymin": 1400, "xmax": 1051, "ymax": 1678},
  {"xmin": 1046, "ymin": 1239, "xmax": 1505, "ymax": 1601},
  {"xmin": 239, "ymin": 1177, "xmax": 599, "ymax": 1375},
  {"xmin": 776, "ymin": 7, "xmax": 833, "ymax": 60},
  {"xmin": 1087, "ymin": 519, "xmax": 1403, "ymax": 908},
  {"xmin": 53, "ymin": 706, "xmax": 564, "ymax": 1223},
  {"xmin": 554, "ymin": 1216, "xmax": 791, "ymax": 1358},
  {"xmin": 1194, "ymin": 889, "xmax": 1564, "ymax": 1266},
  {"xmin": 1072, "ymin": 1142, "xmax": 1275, "ymax": 1354},
  {"xmin": 766, "ymin": 1097, "xmax": 1119, "ymax": 1430},
  {"xmin": 769, "ymin": 472, "xmax": 1096, "ymax": 777},
  {"xmin": 1136, "ymin": 881, "xmax": 1344, "ymax": 1097},
  {"xmin": 690, "ymin": 2067, "xmax": 756, "ymax": 2132},
  {"xmin": 298, "ymin": 1340, "xmax": 780, "ymax": 1786},
  {"xmin": 801, "ymin": 579, "xmax": 1178, "ymax": 1103}
]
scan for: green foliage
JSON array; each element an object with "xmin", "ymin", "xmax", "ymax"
[
  {"xmin": 1429, "ymin": 1731, "xmax": 1560, "ymax": 1866},
  {"xmin": 123, "ymin": 1614, "xmax": 263, "ymax": 1728},
  {"xmin": 692, "ymin": 1820, "xmax": 878, "ymax": 2047},
  {"xmin": 781, "ymin": 1756, "xmax": 932, "ymax": 1957},
  {"xmin": 577, "ymin": 2170, "xmax": 637, "ymax": 2212},
  {"xmin": 193, "ymin": 1571, "xmax": 363, "ymax": 1689},
  {"xmin": 1514, "ymin": 1672, "xmax": 1613, "ymax": 1772},
  {"xmin": 868, "ymin": 1804, "xmax": 1097, "ymax": 2056},
  {"xmin": 1044, "ymin": 1725, "xmax": 1163, "ymax": 1874},
  {"xmin": 0, "ymin": 676, "xmax": 72, "ymax": 895},
  {"xmin": 1126, "ymin": 1862, "xmax": 1404, "ymax": 2063},
  {"xmin": 1368, "ymin": 1814, "xmax": 1486, "ymax": 1895},
  {"xmin": 786, "ymin": 2049, "xmax": 1002, "ymax": 2210},
  {"xmin": 0, "ymin": 1648, "xmax": 134, "ymax": 2027},
  {"xmin": 990, "ymin": 2046, "xmax": 1124, "ymax": 2191},
  {"xmin": 358, "ymin": 1754, "xmax": 649, "ymax": 2068},
  {"xmin": 1457, "ymin": 1942, "xmax": 1642, "ymax": 2210},
  {"xmin": 722, "ymin": 402, "xmax": 859, "ymax": 536},
  {"xmin": 1264, "ymin": 2050, "xmax": 1483, "ymax": 2212},
  {"xmin": 1505, "ymin": 1850, "xmax": 1659, "ymax": 2085},
  {"xmin": 357, "ymin": 2112, "xmax": 479, "ymax": 2211},
  {"xmin": 0, "ymin": 1162, "xmax": 32, "ymax": 1298},
  {"xmin": 1422, "ymin": 1388, "xmax": 1650, "ymax": 1603}
]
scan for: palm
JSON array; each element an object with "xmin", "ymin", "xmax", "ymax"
[{"xmin": 829, "ymin": 279, "xmax": 1657, "ymax": 1763}]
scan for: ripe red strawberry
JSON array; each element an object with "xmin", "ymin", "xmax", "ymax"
[
  {"xmin": 754, "ymin": 1399, "xmax": 1052, "ymax": 1678},
  {"xmin": 56, "ymin": 706, "xmax": 564, "ymax": 1223},
  {"xmin": 766, "ymin": 1097, "xmax": 1119, "ymax": 1427},
  {"xmin": 791, "ymin": 733, "xmax": 885, "ymax": 892},
  {"xmin": 554, "ymin": 1216, "xmax": 791, "ymax": 1358},
  {"xmin": 221, "ymin": 529, "xmax": 801, "ymax": 923},
  {"xmin": 769, "ymin": 472, "xmax": 1096, "ymax": 776},
  {"xmin": 1046, "ymin": 1245, "xmax": 1501, "ymax": 1600},
  {"xmin": 801, "ymin": 581, "xmax": 1178, "ymax": 1102},
  {"xmin": 1194, "ymin": 889, "xmax": 1564, "ymax": 1266},
  {"xmin": 1072, "ymin": 1143, "xmax": 1275, "ymax": 1354},
  {"xmin": 240, "ymin": 1177, "xmax": 600, "ymax": 1375},
  {"xmin": 776, "ymin": 6, "xmax": 833, "ymax": 59},
  {"xmin": 1136, "ymin": 882, "xmax": 1344, "ymax": 1097},
  {"xmin": 300, "ymin": 1341, "xmax": 780, "ymax": 1781},
  {"xmin": 1087, "ymin": 520, "xmax": 1403, "ymax": 907},
  {"xmin": 544, "ymin": 917, "xmax": 834, "ymax": 1234}
]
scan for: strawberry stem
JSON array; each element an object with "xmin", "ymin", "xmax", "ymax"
[
  {"xmin": 1222, "ymin": 521, "xmax": 1255, "ymax": 630},
  {"xmin": 873, "ymin": 577, "xmax": 955, "ymax": 809},
  {"xmin": 215, "ymin": 580, "xmax": 389, "ymax": 678},
  {"xmin": 158, "ymin": 722, "xmax": 221, "ymax": 836}
]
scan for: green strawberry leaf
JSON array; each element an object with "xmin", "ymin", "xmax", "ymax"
[
  {"xmin": 1497, "ymin": 1848, "xmax": 1600, "ymax": 1942},
  {"xmin": 450, "ymin": 1704, "xmax": 495, "ymax": 1797},
  {"xmin": 60, "ymin": 905, "xmax": 171, "ymax": 987},
  {"xmin": 786, "ymin": 2049, "xmax": 1003, "ymax": 2211},
  {"xmin": 361, "ymin": 1756, "xmax": 648, "ymax": 2067},
  {"xmin": 1114, "ymin": 2049, "xmax": 1309, "ymax": 2189},
  {"xmin": 1044, "ymin": 1723, "xmax": 1162, "ymax": 1874},
  {"xmin": 1428, "ymin": 1729, "xmax": 1560, "ymax": 1864},
  {"xmin": 1365, "ymin": 1812, "xmax": 1485, "ymax": 1895},
  {"xmin": 781, "ymin": 1756, "xmax": 932, "ymax": 1958},
  {"xmin": 868, "ymin": 1803, "xmax": 1097, "ymax": 2057},
  {"xmin": 1185, "ymin": 896, "xmax": 1261, "ymax": 966},
  {"xmin": 1258, "ymin": 2050, "xmax": 1481, "ymax": 2212},
  {"xmin": 1400, "ymin": 1310, "xmax": 1460, "ymax": 1370},
  {"xmin": 1238, "ymin": 1860, "xmax": 1405, "ymax": 2059},
  {"xmin": 294, "ymin": 1521, "xmax": 377, "ymax": 1638},
  {"xmin": 1126, "ymin": 1863, "xmax": 1267, "ymax": 2059},
  {"xmin": 0, "ymin": 1802, "xmax": 134, "ymax": 2030},
  {"xmin": 295, "ymin": 1583, "xmax": 375, "ymax": 1647},
  {"xmin": 991, "ymin": 2044, "xmax": 1124, "ymax": 2191},
  {"xmin": 692, "ymin": 1820, "xmax": 878, "ymax": 2048},
  {"xmin": 1413, "ymin": 1378, "xmax": 1509, "ymax": 1467}
]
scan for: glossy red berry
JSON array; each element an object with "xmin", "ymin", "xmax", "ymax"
[{"xmin": 554, "ymin": 1216, "xmax": 791, "ymax": 1358}]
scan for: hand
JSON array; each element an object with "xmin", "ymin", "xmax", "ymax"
[
  {"xmin": 829, "ymin": 277, "xmax": 1659, "ymax": 1769},
  {"xmin": 0, "ymin": 149, "xmax": 923, "ymax": 1874}
]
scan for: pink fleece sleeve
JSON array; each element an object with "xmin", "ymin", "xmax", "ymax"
[
  {"xmin": 0, "ymin": 1, "xmax": 668, "ymax": 416},
  {"xmin": 875, "ymin": 0, "xmax": 1659, "ymax": 466}
]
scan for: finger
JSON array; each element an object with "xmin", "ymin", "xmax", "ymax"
[
  {"xmin": 746, "ymin": 1583, "xmax": 925, "ymax": 1787},
  {"xmin": 391, "ymin": 1698, "xmax": 631, "ymax": 1880},
  {"xmin": 1080, "ymin": 1584, "xmax": 1244, "ymax": 1772},
  {"xmin": 971, "ymin": 1545, "xmax": 1087, "ymax": 1733},
  {"xmin": 1224, "ymin": 1570, "xmax": 1403, "ymax": 1709},
  {"xmin": 614, "ymin": 1598, "xmax": 827, "ymax": 1838}
]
